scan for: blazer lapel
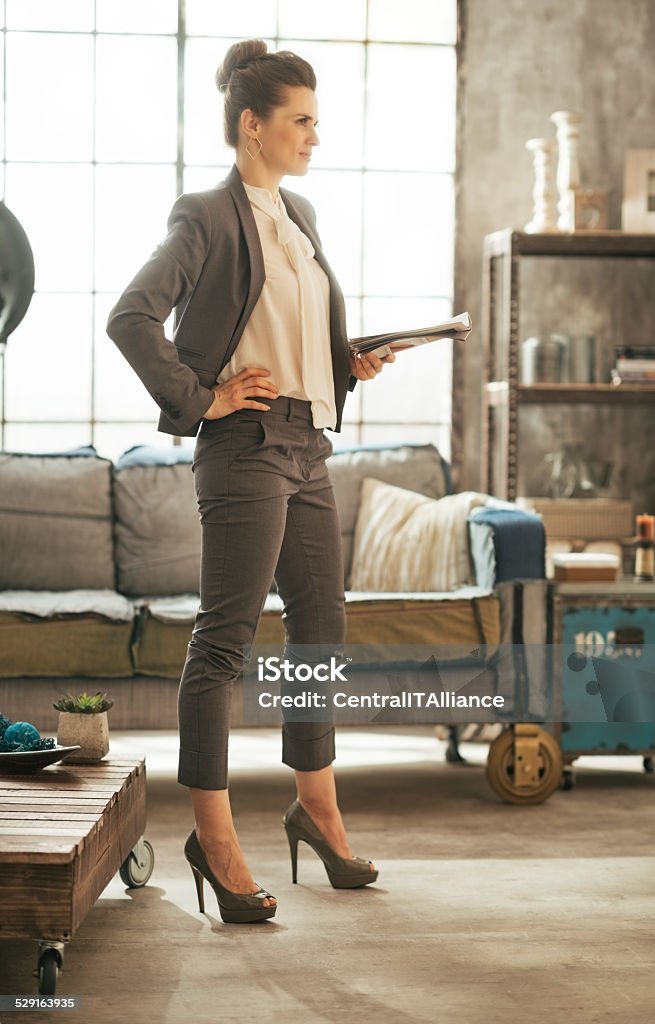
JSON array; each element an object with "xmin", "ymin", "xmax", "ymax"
[{"xmin": 224, "ymin": 164, "xmax": 265, "ymax": 348}]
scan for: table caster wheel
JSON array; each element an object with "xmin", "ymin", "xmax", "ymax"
[
  {"xmin": 643, "ymin": 757, "xmax": 654, "ymax": 774},
  {"xmin": 36, "ymin": 946, "xmax": 62, "ymax": 995},
  {"xmin": 120, "ymin": 837, "xmax": 154, "ymax": 888},
  {"xmin": 486, "ymin": 726, "xmax": 562, "ymax": 805}
]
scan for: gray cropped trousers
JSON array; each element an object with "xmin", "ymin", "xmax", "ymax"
[{"xmin": 177, "ymin": 396, "xmax": 346, "ymax": 790}]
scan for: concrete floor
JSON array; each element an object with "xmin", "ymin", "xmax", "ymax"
[{"xmin": 2, "ymin": 727, "xmax": 654, "ymax": 1024}]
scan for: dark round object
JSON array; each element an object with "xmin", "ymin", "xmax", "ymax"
[
  {"xmin": 567, "ymin": 652, "xmax": 587, "ymax": 672},
  {"xmin": 0, "ymin": 200, "xmax": 35, "ymax": 341},
  {"xmin": 37, "ymin": 949, "xmax": 60, "ymax": 995}
]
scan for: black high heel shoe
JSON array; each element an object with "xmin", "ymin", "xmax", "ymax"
[
  {"xmin": 184, "ymin": 830, "xmax": 277, "ymax": 924},
  {"xmin": 282, "ymin": 800, "xmax": 378, "ymax": 889}
]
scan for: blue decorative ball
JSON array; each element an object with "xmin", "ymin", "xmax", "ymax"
[{"xmin": 4, "ymin": 722, "xmax": 42, "ymax": 752}]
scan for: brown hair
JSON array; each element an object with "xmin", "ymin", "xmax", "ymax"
[{"xmin": 215, "ymin": 39, "xmax": 317, "ymax": 148}]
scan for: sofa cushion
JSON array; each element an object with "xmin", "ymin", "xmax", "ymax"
[
  {"xmin": 132, "ymin": 590, "xmax": 500, "ymax": 677},
  {"xmin": 326, "ymin": 443, "xmax": 450, "ymax": 587},
  {"xmin": 113, "ymin": 445, "xmax": 200, "ymax": 597},
  {"xmin": 350, "ymin": 478, "xmax": 488, "ymax": 593},
  {"xmin": 0, "ymin": 448, "xmax": 114, "ymax": 590},
  {"xmin": 0, "ymin": 589, "xmax": 134, "ymax": 677}
]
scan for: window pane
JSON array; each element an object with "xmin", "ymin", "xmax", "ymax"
[
  {"xmin": 96, "ymin": 0, "xmax": 177, "ymax": 34},
  {"xmin": 278, "ymin": 0, "xmax": 366, "ymax": 40},
  {"xmin": 366, "ymin": 45, "xmax": 456, "ymax": 172},
  {"xmin": 278, "ymin": 40, "xmax": 365, "ymax": 169},
  {"xmin": 95, "ymin": 164, "xmax": 177, "ymax": 293},
  {"xmin": 7, "ymin": 0, "xmax": 94, "ymax": 31},
  {"xmin": 5, "ymin": 164, "xmax": 93, "ymax": 291},
  {"xmin": 96, "ymin": 36, "xmax": 178, "ymax": 162},
  {"xmin": 5, "ymin": 294, "xmax": 93, "ymax": 420},
  {"xmin": 332, "ymin": 424, "xmax": 361, "ymax": 450},
  {"xmin": 360, "ymin": 422, "xmax": 451, "ymax": 461},
  {"xmin": 93, "ymin": 422, "xmax": 163, "ymax": 463},
  {"xmin": 185, "ymin": 0, "xmax": 276, "ymax": 37},
  {"xmin": 360, "ymin": 298, "xmax": 453, "ymax": 424},
  {"xmin": 285, "ymin": 169, "xmax": 363, "ymax": 296},
  {"xmin": 363, "ymin": 172, "xmax": 454, "ymax": 297},
  {"xmin": 362, "ymin": 296, "xmax": 453, "ymax": 335},
  {"xmin": 95, "ymin": 296, "xmax": 163, "ymax": 421},
  {"xmin": 184, "ymin": 37, "xmax": 247, "ymax": 167},
  {"xmin": 360, "ymin": 339, "xmax": 452, "ymax": 425},
  {"xmin": 183, "ymin": 165, "xmax": 231, "ymax": 193},
  {"xmin": 368, "ymin": 0, "xmax": 457, "ymax": 44},
  {"xmin": 0, "ymin": 44, "xmax": 6, "ymax": 162},
  {"xmin": 345, "ymin": 297, "xmax": 362, "ymax": 336},
  {"xmin": 4, "ymin": 423, "xmax": 93, "ymax": 453},
  {"xmin": 6, "ymin": 33, "xmax": 93, "ymax": 160}
]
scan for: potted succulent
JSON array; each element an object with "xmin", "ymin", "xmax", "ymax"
[{"xmin": 53, "ymin": 691, "xmax": 114, "ymax": 763}]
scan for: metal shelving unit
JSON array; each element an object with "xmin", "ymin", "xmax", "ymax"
[{"xmin": 481, "ymin": 229, "xmax": 655, "ymax": 500}]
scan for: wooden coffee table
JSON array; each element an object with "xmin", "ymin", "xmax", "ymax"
[{"xmin": 0, "ymin": 757, "xmax": 153, "ymax": 995}]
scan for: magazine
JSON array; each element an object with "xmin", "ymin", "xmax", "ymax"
[{"xmin": 349, "ymin": 312, "xmax": 472, "ymax": 359}]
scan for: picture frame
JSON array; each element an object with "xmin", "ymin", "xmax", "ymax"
[
  {"xmin": 572, "ymin": 189, "xmax": 608, "ymax": 231},
  {"xmin": 621, "ymin": 149, "xmax": 655, "ymax": 232}
]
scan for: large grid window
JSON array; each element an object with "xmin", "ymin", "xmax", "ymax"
[{"xmin": 0, "ymin": 1, "xmax": 457, "ymax": 460}]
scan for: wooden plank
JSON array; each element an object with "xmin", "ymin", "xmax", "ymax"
[
  {"xmin": 0, "ymin": 826, "xmax": 96, "ymax": 836},
  {"xmin": 513, "ymin": 229, "xmax": 655, "ymax": 257},
  {"xmin": 0, "ymin": 812, "xmax": 102, "ymax": 821},
  {"xmin": 0, "ymin": 811, "xmax": 101, "ymax": 819},
  {"xmin": 518, "ymin": 383, "xmax": 655, "ymax": 404},
  {"xmin": 0, "ymin": 837, "xmax": 79, "ymax": 860}
]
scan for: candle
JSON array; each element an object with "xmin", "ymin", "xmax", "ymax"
[{"xmin": 636, "ymin": 514, "xmax": 655, "ymax": 540}]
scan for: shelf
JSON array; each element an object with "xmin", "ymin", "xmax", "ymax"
[
  {"xmin": 484, "ymin": 228, "xmax": 655, "ymax": 259},
  {"xmin": 516, "ymin": 383, "xmax": 655, "ymax": 403}
]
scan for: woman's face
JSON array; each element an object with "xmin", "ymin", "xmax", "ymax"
[{"xmin": 243, "ymin": 85, "xmax": 320, "ymax": 177}]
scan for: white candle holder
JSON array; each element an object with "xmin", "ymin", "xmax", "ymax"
[
  {"xmin": 525, "ymin": 138, "xmax": 558, "ymax": 233},
  {"xmin": 550, "ymin": 110, "xmax": 583, "ymax": 232}
]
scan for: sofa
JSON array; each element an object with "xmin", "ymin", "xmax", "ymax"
[{"xmin": 0, "ymin": 441, "xmax": 547, "ymax": 735}]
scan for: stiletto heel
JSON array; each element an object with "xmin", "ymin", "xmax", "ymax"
[
  {"xmin": 190, "ymin": 863, "xmax": 205, "ymax": 912},
  {"xmin": 184, "ymin": 830, "xmax": 277, "ymax": 924},
  {"xmin": 286, "ymin": 831, "xmax": 299, "ymax": 884},
  {"xmin": 282, "ymin": 800, "xmax": 378, "ymax": 890}
]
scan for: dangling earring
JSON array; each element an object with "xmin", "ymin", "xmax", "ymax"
[{"xmin": 246, "ymin": 136, "xmax": 262, "ymax": 160}]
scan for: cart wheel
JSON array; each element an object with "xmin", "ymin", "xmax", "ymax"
[
  {"xmin": 120, "ymin": 838, "xmax": 154, "ymax": 888},
  {"xmin": 486, "ymin": 728, "xmax": 562, "ymax": 805},
  {"xmin": 37, "ymin": 948, "xmax": 60, "ymax": 995},
  {"xmin": 560, "ymin": 766, "xmax": 576, "ymax": 791},
  {"xmin": 644, "ymin": 757, "xmax": 654, "ymax": 775}
]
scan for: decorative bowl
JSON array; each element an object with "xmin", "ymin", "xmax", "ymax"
[{"xmin": 0, "ymin": 745, "xmax": 81, "ymax": 773}]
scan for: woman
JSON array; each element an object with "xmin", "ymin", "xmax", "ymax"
[{"xmin": 107, "ymin": 38, "xmax": 394, "ymax": 925}]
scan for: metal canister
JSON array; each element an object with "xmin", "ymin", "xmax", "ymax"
[
  {"xmin": 520, "ymin": 335, "xmax": 566, "ymax": 384},
  {"xmin": 566, "ymin": 334, "xmax": 596, "ymax": 383}
]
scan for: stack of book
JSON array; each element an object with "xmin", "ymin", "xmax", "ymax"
[{"xmin": 611, "ymin": 345, "xmax": 655, "ymax": 384}]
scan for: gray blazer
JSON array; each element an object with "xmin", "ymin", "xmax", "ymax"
[{"xmin": 106, "ymin": 163, "xmax": 355, "ymax": 436}]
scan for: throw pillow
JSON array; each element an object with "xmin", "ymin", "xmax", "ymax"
[
  {"xmin": 0, "ymin": 449, "xmax": 114, "ymax": 590},
  {"xmin": 326, "ymin": 443, "xmax": 450, "ymax": 588},
  {"xmin": 113, "ymin": 445, "xmax": 199, "ymax": 596},
  {"xmin": 350, "ymin": 477, "xmax": 489, "ymax": 593}
]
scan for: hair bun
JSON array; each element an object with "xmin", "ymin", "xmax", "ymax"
[{"xmin": 215, "ymin": 39, "xmax": 268, "ymax": 94}]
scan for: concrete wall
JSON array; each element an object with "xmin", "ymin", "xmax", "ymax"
[{"xmin": 453, "ymin": 0, "xmax": 655, "ymax": 503}]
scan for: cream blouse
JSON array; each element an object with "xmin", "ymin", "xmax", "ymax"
[{"xmin": 216, "ymin": 182, "xmax": 337, "ymax": 429}]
